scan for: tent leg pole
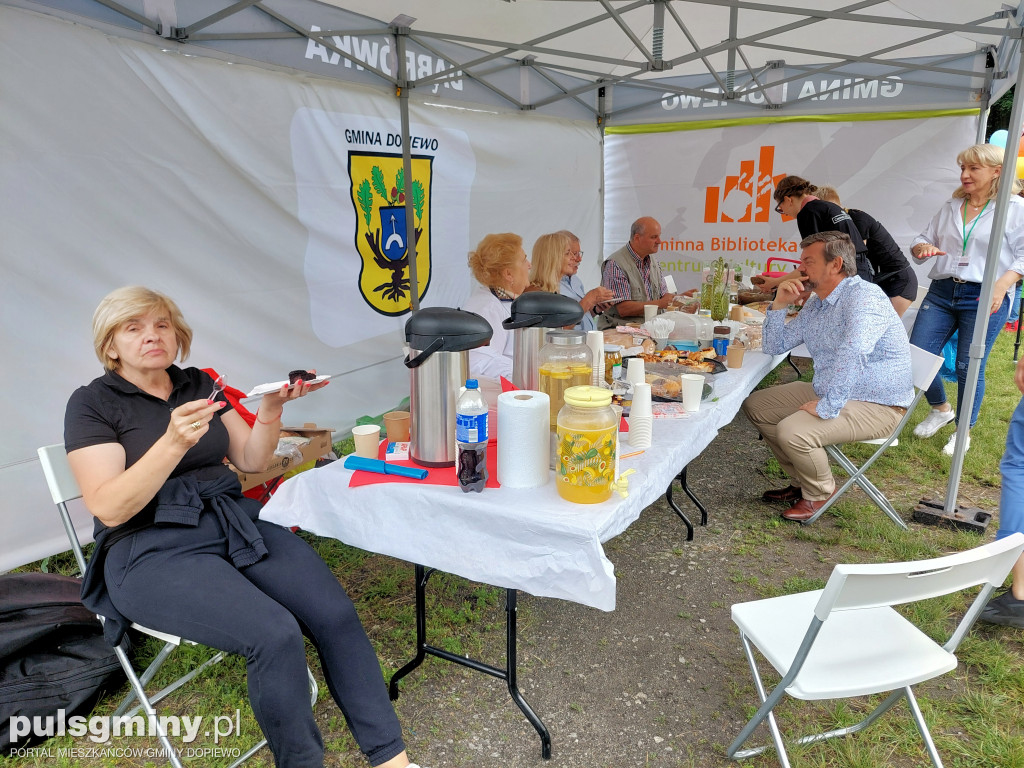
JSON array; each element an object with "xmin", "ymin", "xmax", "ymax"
[
  {"xmin": 394, "ymin": 26, "xmax": 419, "ymax": 313},
  {"xmin": 944, "ymin": 42, "xmax": 1024, "ymax": 514}
]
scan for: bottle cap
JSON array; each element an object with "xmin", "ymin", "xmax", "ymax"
[
  {"xmin": 713, "ymin": 325, "xmax": 730, "ymax": 334},
  {"xmin": 563, "ymin": 385, "xmax": 613, "ymax": 408},
  {"xmin": 465, "ymin": 379, "xmax": 479, "ymax": 389}
]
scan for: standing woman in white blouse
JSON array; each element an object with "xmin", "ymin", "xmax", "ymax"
[{"xmin": 909, "ymin": 143, "xmax": 1024, "ymax": 455}]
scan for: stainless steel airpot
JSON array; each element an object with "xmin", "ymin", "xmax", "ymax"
[
  {"xmin": 404, "ymin": 307, "xmax": 493, "ymax": 467},
  {"xmin": 502, "ymin": 292, "xmax": 584, "ymax": 390}
]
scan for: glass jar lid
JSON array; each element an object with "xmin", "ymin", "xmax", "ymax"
[
  {"xmin": 563, "ymin": 385, "xmax": 613, "ymax": 408},
  {"xmin": 545, "ymin": 330, "xmax": 587, "ymax": 346}
]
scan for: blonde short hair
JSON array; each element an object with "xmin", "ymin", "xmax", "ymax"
[
  {"xmin": 529, "ymin": 232, "xmax": 572, "ymax": 293},
  {"xmin": 953, "ymin": 144, "xmax": 1023, "ymax": 200},
  {"xmin": 468, "ymin": 233, "xmax": 524, "ymax": 288},
  {"xmin": 92, "ymin": 286, "xmax": 192, "ymax": 371},
  {"xmin": 816, "ymin": 185, "xmax": 841, "ymax": 206}
]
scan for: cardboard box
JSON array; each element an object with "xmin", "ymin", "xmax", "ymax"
[{"xmin": 230, "ymin": 423, "xmax": 335, "ymax": 491}]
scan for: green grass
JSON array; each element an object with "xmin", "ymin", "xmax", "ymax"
[{"xmin": 722, "ymin": 333, "xmax": 1024, "ymax": 768}]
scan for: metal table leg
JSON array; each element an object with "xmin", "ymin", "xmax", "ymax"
[
  {"xmin": 665, "ymin": 466, "xmax": 709, "ymax": 541},
  {"xmin": 389, "ymin": 565, "xmax": 552, "ymax": 759}
]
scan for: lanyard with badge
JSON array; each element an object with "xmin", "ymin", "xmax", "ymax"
[{"xmin": 959, "ymin": 200, "xmax": 989, "ymax": 268}]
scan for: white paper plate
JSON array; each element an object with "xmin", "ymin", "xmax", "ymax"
[{"xmin": 246, "ymin": 375, "xmax": 331, "ymax": 397}]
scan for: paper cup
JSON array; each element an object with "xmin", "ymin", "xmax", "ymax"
[
  {"xmin": 644, "ymin": 304, "xmax": 658, "ymax": 322},
  {"xmin": 383, "ymin": 410, "xmax": 411, "ymax": 442},
  {"xmin": 680, "ymin": 374, "xmax": 704, "ymax": 413},
  {"xmin": 352, "ymin": 424, "xmax": 382, "ymax": 459},
  {"xmin": 726, "ymin": 343, "xmax": 746, "ymax": 369},
  {"xmin": 630, "ymin": 382, "xmax": 652, "ymax": 417},
  {"xmin": 628, "ymin": 415, "xmax": 653, "ymax": 448},
  {"xmin": 625, "ymin": 357, "xmax": 645, "ymax": 385}
]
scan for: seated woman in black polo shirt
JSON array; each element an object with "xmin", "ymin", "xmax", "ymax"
[{"xmin": 64, "ymin": 286, "xmax": 425, "ymax": 768}]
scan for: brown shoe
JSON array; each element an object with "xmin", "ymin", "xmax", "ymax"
[
  {"xmin": 781, "ymin": 490, "xmax": 837, "ymax": 523},
  {"xmin": 761, "ymin": 485, "xmax": 802, "ymax": 503}
]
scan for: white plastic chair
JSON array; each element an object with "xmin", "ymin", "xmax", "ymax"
[
  {"xmin": 727, "ymin": 533, "xmax": 1024, "ymax": 767},
  {"xmin": 36, "ymin": 444, "xmax": 318, "ymax": 767},
  {"xmin": 802, "ymin": 345, "xmax": 944, "ymax": 527}
]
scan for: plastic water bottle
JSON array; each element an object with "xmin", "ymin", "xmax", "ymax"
[{"xmin": 456, "ymin": 379, "xmax": 488, "ymax": 493}]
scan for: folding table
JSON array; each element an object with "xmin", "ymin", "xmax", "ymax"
[{"xmin": 260, "ymin": 350, "xmax": 785, "ymax": 758}]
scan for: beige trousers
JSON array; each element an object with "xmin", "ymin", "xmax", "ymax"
[{"xmin": 741, "ymin": 381, "xmax": 903, "ymax": 501}]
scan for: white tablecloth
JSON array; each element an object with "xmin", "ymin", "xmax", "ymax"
[{"xmin": 261, "ymin": 351, "xmax": 786, "ymax": 612}]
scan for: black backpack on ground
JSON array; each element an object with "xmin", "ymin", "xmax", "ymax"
[{"xmin": 0, "ymin": 572, "xmax": 124, "ymax": 753}]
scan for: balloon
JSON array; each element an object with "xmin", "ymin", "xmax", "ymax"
[
  {"xmin": 1016, "ymin": 155, "xmax": 1024, "ymax": 178},
  {"xmin": 991, "ymin": 129, "xmax": 1009, "ymax": 147}
]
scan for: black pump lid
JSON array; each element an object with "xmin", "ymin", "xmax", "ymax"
[
  {"xmin": 502, "ymin": 292, "xmax": 584, "ymax": 330},
  {"xmin": 404, "ymin": 307, "xmax": 493, "ymax": 368}
]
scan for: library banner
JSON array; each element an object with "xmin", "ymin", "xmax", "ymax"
[{"xmin": 604, "ymin": 115, "xmax": 976, "ymax": 291}]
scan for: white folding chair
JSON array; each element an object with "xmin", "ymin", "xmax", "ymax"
[
  {"xmin": 727, "ymin": 533, "xmax": 1024, "ymax": 768},
  {"xmin": 36, "ymin": 444, "xmax": 318, "ymax": 768},
  {"xmin": 801, "ymin": 344, "xmax": 944, "ymax": 527}
]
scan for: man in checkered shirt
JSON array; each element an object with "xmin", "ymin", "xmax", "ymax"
[{"xmin": 598, "ymin": 216, "xmax": 677, "ymax": 329}]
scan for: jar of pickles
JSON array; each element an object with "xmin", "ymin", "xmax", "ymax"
[
  {"xmin": 556, "ymin": 385, "xmax": 617, "ymax": 504},
  {"xmin": 539, "ymin": 331, "xmax": 593, "ymax": 428}
]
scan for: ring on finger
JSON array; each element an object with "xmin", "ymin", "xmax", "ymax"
[{"xmin": 191, "ymin": 420, "xmax": 202, "ymax": 431}]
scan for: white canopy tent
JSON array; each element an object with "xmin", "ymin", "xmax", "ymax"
[{"xmin": 3, "ymin": 0, "xmax": 1024, "ymax": 570}]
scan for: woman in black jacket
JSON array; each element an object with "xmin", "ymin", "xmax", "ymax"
[
  {"xmin": 817, "ymin": 185, "xmax": 919, "ymax": 316},
  {"xmin": 773, "ymin": 175, "xmax": 873, "ymax": 283}
]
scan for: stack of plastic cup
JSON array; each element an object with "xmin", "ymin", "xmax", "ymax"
[
  {"xmin": 586, "ymin": 330, "xmax": 606, "ymax": 387},
  {"xmin": 629, "ymin": 382, "xmax": 653, "ymax": 449}
]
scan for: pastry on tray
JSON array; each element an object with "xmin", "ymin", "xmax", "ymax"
[{"xmin": 637, "ymin": 347, "xmax": 716, "ymax": 364}]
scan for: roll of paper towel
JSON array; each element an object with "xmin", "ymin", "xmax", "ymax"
[{"xmin": 497, "ymin": 390, "xmax": 551, "ymax": 488}]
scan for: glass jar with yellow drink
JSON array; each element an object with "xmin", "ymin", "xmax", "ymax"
[
  {"xmin": 556, "ymin": 385, "xmax": 617, "ymax": 504},
  {"xmin": 538, "ymin": 330, "xmax": 592, "ymax": 428}
]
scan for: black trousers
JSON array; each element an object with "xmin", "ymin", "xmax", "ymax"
[{"xmin": 104, "ymin": 513, "xmax": 405, "ymax": 767}]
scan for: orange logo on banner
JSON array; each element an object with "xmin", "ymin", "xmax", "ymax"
[{"xmin": 704, "ymin": 146, "xmax": 788, "ymax": 224}]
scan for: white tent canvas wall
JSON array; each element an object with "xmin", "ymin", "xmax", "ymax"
[
  {"xmin": 0, "ymin": 3, "xmax": 604, "ymax": 570},
  {"xmin": 3, "ymin": 0, "xmax": 1024, "ymax": 570}
]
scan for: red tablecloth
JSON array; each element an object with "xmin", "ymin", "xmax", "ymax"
[{"xmin": 348, "ymin": 438, "xmax": 501, "ymax": 489}]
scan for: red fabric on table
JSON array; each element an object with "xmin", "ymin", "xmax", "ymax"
[{"xmin": 348, "ymin": 439, "xmax": 501, "ymax": 489}]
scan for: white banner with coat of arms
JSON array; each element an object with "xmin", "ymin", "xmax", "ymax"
[
  {"xmin": 292, "ymin": 108, "xmax": 477, "ymax": 345},
  {"xmin": 604, "ymin": 115, "xmax": 976, "ymax": 292}
]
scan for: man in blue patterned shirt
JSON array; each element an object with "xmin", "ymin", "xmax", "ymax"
[{"xmin": 741, "ymin": 231, "xmax": 913, "ymax": 522}]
